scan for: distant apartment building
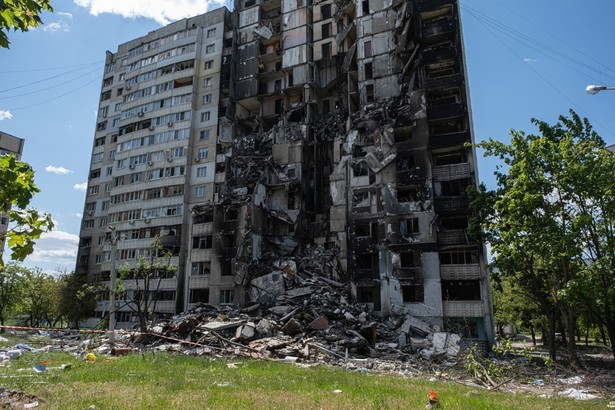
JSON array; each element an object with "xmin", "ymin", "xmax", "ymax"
[
  {"xmin": 76, "ymin": 0, "xmax": 495, "ymax": 345},
  {"xmin": 0, "ymin": 131, "xmax": 26, "ymax": 259}
]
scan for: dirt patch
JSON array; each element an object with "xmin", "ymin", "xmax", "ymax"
[{"xmin": 0, "ymin": 389, "xmax": 44, "ymax": 409}]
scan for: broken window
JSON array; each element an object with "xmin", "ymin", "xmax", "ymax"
[
  {"xmin": 356, "ymin": 253, "xmax": 378, "ymax": 278},
  {"xmin": 400, "ymin": 251, "xmax": 421, "ymax": 268},
  {"xmin": 399, "ymin": 217, "xmax": 419, "ymax": 235},
  {"xmin": 366, "ymin": 84, "xmax": 374, "ymax": 103},
  {"xmin": 192, "ymin": 235, "xmax": 213, "ymax": 249},
  {"xmin": 221, "ymin": 260, "xmax": 233, "ymax": 276},
  {"xmin": 287, "ymin": 192, "xmax": 296, "ymax": 209},
  {"xmin": 224, "ymin": 207, "xmax": 239, "ymax": 221},
  {"xmin": 352, "ymin": 161, "xmax": 369, "ymax": 177},
  {"xmin": 445, "ymin": 318, "xmax": 480, "ymax": 339},
  {"xmin": 353, "ymin": 191, "xmax": 370, "ymax": 208},
  {"xmin": 428, "ymin": 88, "xmax": 460, "ymax": 107},
  {"xmin": 442, "ymin": 280, "xmax": 481, "ymax": 301},
  {"xmin": 439, "ymin": 250, "xmax": 478, "ymax": 265},
  {"xmin": 221, "ymin": 234, "xmax": 235, "ymax": 248},
  {"xmin": 440, "ymin": 215, "xmax": 468, "ymax": 229},
  {"xmin": 190, "ymin": 288, "xmax": 210, "ymax": 304},
  {"xmin": 397, "ymin": 185, "xmax": 419, "ymax": 202},
  {"xmin": 356, "ymin": 286, "xmax": 381, "ymax": 311},
  {"xmin": 192, "ymin": 261, "xmax": 211, "ymax": 275},
  {"xmin": 194, "ymin": 210, "xmax": 214, "ymax": 224},
  {"xmin": 433, "ymin": 151, "xmax": 465, "ymax": 165},
  {"xmin": 396, "ymin": 155, "xmax": 415, "ymax": 171},
  {"xmin": 402, "ymin": 282, "xmax": 424, "ymax": 303},
  {"xmin": 362, "ymin": 0, "xmax": 370, "ymax": 15}
]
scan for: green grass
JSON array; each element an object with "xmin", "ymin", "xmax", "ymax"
[{"xmin": 0, "ymin": 348, "xmax": 606, "ymax": 409}]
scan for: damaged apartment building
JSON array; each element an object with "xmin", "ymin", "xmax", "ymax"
[{"xmin": 75, "ymin": 0, "xmax": 495, "ymax": 345}]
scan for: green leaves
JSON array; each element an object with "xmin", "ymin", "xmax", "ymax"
[{"xmin": 0, "ymin": 0, "xmax": 53, "ymax": 48}]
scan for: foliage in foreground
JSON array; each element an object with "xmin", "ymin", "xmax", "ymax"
[
  {"xmin": 0, "ymin": 348, "xmax": 602, "ymax": 410},
  {"xmin": 0, "ymin": 0, "xmax": 53, "ymax": 48}
]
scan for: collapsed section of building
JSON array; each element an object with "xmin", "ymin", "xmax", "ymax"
[{"xmin": 75, "ymin": 0, "xmax": 495, "ymax": 348}]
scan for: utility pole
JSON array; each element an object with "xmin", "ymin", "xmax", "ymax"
[{"xmin": 108, "ymin": 226, "xmax": 118, "ymax": 346}]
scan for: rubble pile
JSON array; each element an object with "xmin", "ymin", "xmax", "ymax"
[{"xmin": 142, "ymin": 268, "xmax": 463, "ymax": 369}]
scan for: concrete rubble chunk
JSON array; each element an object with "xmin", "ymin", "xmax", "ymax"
[
  {"xmin": 308, "ymin": 316, "xmax": 330, "ymax": 331},
  {"xmin": 281, "ymin": 318, "xmax": 303, "ymax": 336},
  {"xmin": 200, "ymin": 320, "xmax": 245, "ymax": 331}
]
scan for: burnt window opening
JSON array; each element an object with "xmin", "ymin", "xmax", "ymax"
[
  {"xmin": 400, "ymin": 251, "xmax": 421, "ymax": 268},
  {"xmin": 433, "ymin": 151, "xmax": 465, "ymax": 166},
  {"xmin": 194, "ymin": 210, "xmax": 214, "ymax": 224},
  {"xmin": 192, "ymin": 235, "xmax": 213, "ymax": 249},
  {"xmin": 221, "ymin": 260, "xmax": 233, "ymax": 276},
  {"xmin": 440, "ymin": 216, "xmax": 468, "ymax": 230},
  {"xmin": 397, "ymin": 185, "xmax": 420, "ymax": 203},
  {"xmin": 221, "ymin": 234, "xmax": 235, "ymax": 248},
  {"xmin": 438, "ymin": 179, "xmax": 470, "ymax": 196},
  {"xmin": 353, "ymin": 161, "xmax": 369, "ymax": 177},
  {"xmin": 402, "ymin": 282, "xmax": 424, "ymax": 303},
  {"xmin": 224, "ymin": 208, "xmax": 239, "ymax": 221},
  {"xmin": 442, "ymin": 280, "xmax": 481, "ymax": 301},
  {"xmin": 427, "ymin": 88, "xmax": 461, "ymax": 107},
  {"xmin": 439, "ymin": 250, "xmax": 478, "ymax": 265},
  {"xmin": 321, "ymin": 4, "xmax": 332, "ymax": 19},
  {"xmin": 287, "ymin": 192, "xmax": 296, "ymax": 209},
  {"xmin": 189, "ymin": 288, "xmax": 210, "ymax": 304},
  {"xmin": 399, "ymin": 217, "xmax": 419, "ymax": 235},
  {"xmin": 353, "ymin": 191, "xmax": 370, "ymax": 208},
  {"xmin": 430, "ymin": 119, "xmax": 465, "ymax": 135},
  {"xmin": 274, "ymin": 98, "xmax": 283, "ymax": 114},
  {"xmin": 396, "ymin": 155, "xmax": 415, "ymax": 171},
  {"xmin": 394, "ymin": 127, "xmax": 413, "ymax": 143},
  {"xmin": 322, "ymin": 99, "xmax": 330, "ymax": 114},
  {"xmin": 356, "ymin": 286, "xmax": 381, "ymax": 311},
  {"xmin": 356, "ymin": 253, "xmax": 378, "ymax": 278},
  {"xmin": 364, "ymin": 62, "xmax": 373, "ymax": 80}
]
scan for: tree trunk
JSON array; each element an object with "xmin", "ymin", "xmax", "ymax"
[
  {"xmin": 530, "ymin": 324, "xmax": 537, "ymax": 348},
  {"xmin": 565, "ymin": 308, "xmax": 579, "ymax": 365},
  {"xmin": 599, "ymin": 323, "xmax": 607, "ymax": 346},
  {"xmin": 607, "ymin": 323, "xmax": 615, "ymax": 361},
  {"xmin": 548, "ymin": 313, "xmax": 557, "ymax": 361}
]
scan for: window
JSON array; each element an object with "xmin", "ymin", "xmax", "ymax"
[
  {"xmin": 207, "ymin": 28, "xmax": 216, "ymax": 38},
  {"xmin": 201, "ymin": 111, "xmax": 211, "ymax": 122},
  {"xmin": 204, "ymin": 60, "xmax": 213, "ymax": 70},
  {"xmin": 192, "ymin": 235, "xmax": 213, "ymax": 249},
  {"xmin": 321, "ymin": 4, "xmax": 331, "ymax": 19},
  {"xmin": 439, "ymin": 251, "xmax": 478, "ymax": 265},
  {"xmin": 442, "ymin": 280, "xmax": 481, "ymax": 301},
  {"xmin": 106, "ymin": 167, "xmax": 113, "ymax": 176},
  {"xmin": 362, "ymin": 0, "xmax": 370, "ymax": 15},
  {"xmin": 190, "ymin": 288, "xmax": 210, "ymax": 303},
  {"xmin": 366, "ymin": 84, "xmax": 374, "ymax": 102},
  {"xmin": 220, "ymin": 289, "xmax": 234, "ymax": 304},
  {"xmin": 321, "ymin": 42, "xmax": 331, "ymax": 58},
  {"xmin": 88, "ymin": 185, "xmax": 99, "ymax": 195},
  {"xmin": 402, "ymin": 283, "xmax": 424, "ymax": 303},
  {"xmin": 204, "ymin": 77, "xmax": 213, "ymax": 87},
  {"xmin": 400, "ymin": 217, "xmax": 419, "ymax": 235},
  {"xmin": 321, "ymin": 22, "xmax": 331, "ymax": 38},
  {"xmin": 364, "ymin": 62, "xmax": 373, "ymax": 80},
  {"xmin": 195, "ymin": 186, "xmax": 206, "ymax": 197},
  {"xmin": 196, "ymin": 167, "xmax": 207, "ymax": 178},
  {"xmin": 206, "ymin": 44, "xmax": 215, "ymax": 54},
  {"xmin": 202, "ymin": 93, "xmax": 212, "ymax": 104},
  {"xmin": 83, "ymin": 220, "xmax": 95, "ymax": 229},
  {"xmin": 197, "ymin": 148, "xmax": 209, "ymax": 159},
  {"xmin": 200, "ymin": 129, "xmax": 210, "ymax": 140},
  {"xmin": 364, "ymin": 40, "xmax": 372, "ymax": 58},
  {"xmin": 95, "ymin": 137, "xmax": 106, "ymax": 147},
  {"xmin": 191, "ymin": 262, "xmax": 211, "ymax": 275}
]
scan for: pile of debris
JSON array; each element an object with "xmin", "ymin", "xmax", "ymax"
[{"xmin": 139, "ymin": 270, "xmax": 463, "ymax": 369}]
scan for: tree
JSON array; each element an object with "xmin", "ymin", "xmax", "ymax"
[
  {"xmin": 58, "ymin": 271, "xmax": 97, "ymax": 327},
  {"xmin": 0, "ymin": 262, "xmax": 29, "ymax": 329},
  {"xmin": 116, "ymin": 237, "xmax": 177, "ymax": 332},
  {"xmin": 23, "ymin": 270, "xmax": 62, "ymax": 327},
  {"xmin": 0, "ymin": 0, "xmax": 53, "ymax": 48},
  {"xmin": 0, "ymin": 154, "xmax": 54, "ymax": 266},
  {"xmin": 470, "ymin": 110, "xmax": 615, "ymax": 362}
]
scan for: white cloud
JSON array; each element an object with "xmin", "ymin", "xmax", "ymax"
[
  {"xmin": 75, "ymin": 213, "xmax": 83, "ymax": 219},
  {"xmin": 58, "ymin": 12, "xmax": 74, "ymax": 18},
  {"xmin": 0, "ymin": 110, "xmax": 13, "ymax": 121},
  {"xmin": 523, "ymin": 58, "xmax": 538, "ymax": 63},
  {"xmin": 26, "ymin": 230, "xmax": 79, "ymax": 268},
  {"xmin": 43, "ymin": 21, "xmax": 71, "ymax": 32},
  {"xmin": 73, "ymin": 182, "xmax": 88, "ymax": 191},
  {"xmin": 73, "ymin": 0, "xmax": 224, "ymax": 25},
  {"xmin": 45, "ymin": 165, "xmax": 73, "ymax": 175}
]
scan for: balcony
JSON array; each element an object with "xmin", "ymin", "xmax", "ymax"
[
  {"xmin": 428, "ymin": 102, "xmax": 465, "ymax": 121},
  {"xmin": 393, "ymin": 267, "xmax": 422, "ymax": 280},
  {"xmin": 418, "ymin": 0, "xmax": 455, "ymax": 13},
  {"xmin": 426, "ymin": 72, "xmax": 462, "ymax": 90},
  {"xmin": 440, "ymin": 264, "xmax": 480, "ymax": 280},
  {"xmin": 429, "ymin": 130, "xmax": 471, "ymax": 149},
  {"xmin": 421, "ymin": 18, "xmax": 455, "ymax": 42},
  {"xmin": 443, "ymin": 300, "xmax": 483, "ymax": 317},
  {"xmin": 422, "ymin": 46, "xmax": 457, "ymax": 64},
  {"xmin": 434, "ymin": 196, "xmax": 469, "ymax": 214},
  {"xmin": 432, "ymin": 162, "xmax": 470, "ymax": 181},
  {"xmin": 438, "ymin": 229, "xmax": 470, "ymax": 246}
]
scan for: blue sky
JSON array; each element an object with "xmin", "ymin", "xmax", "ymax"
[{"xmin": 1, "ymin": 0, "xmax": 614, "ymax": 273}]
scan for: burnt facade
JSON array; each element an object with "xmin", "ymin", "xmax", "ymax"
[{"xmin": 76, "ymin": 0, "xmax": 494, "ymax": 344}]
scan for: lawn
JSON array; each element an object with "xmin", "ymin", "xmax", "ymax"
[{"xmin": 0, "ymin": 345, "xmax": 605, "ymax": 410}]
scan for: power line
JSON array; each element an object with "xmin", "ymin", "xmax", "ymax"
[
  {"xmin": 0, "ymin": 61, "xmax": 104, "ymax": 74},
  {"xmin": 462, "ymin": 6, "xmax": 615, "ymax": 139},
  {"xmin": 0, "ymin": 62, "xmax": 101, "ymax": 94},
  {"xmin": 9, "ymin": 75, "xmax": 102, "ymax": 112},
  {"xmin": 0, "ymin": 66, "xmax": 102, "ymax": 100}
]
